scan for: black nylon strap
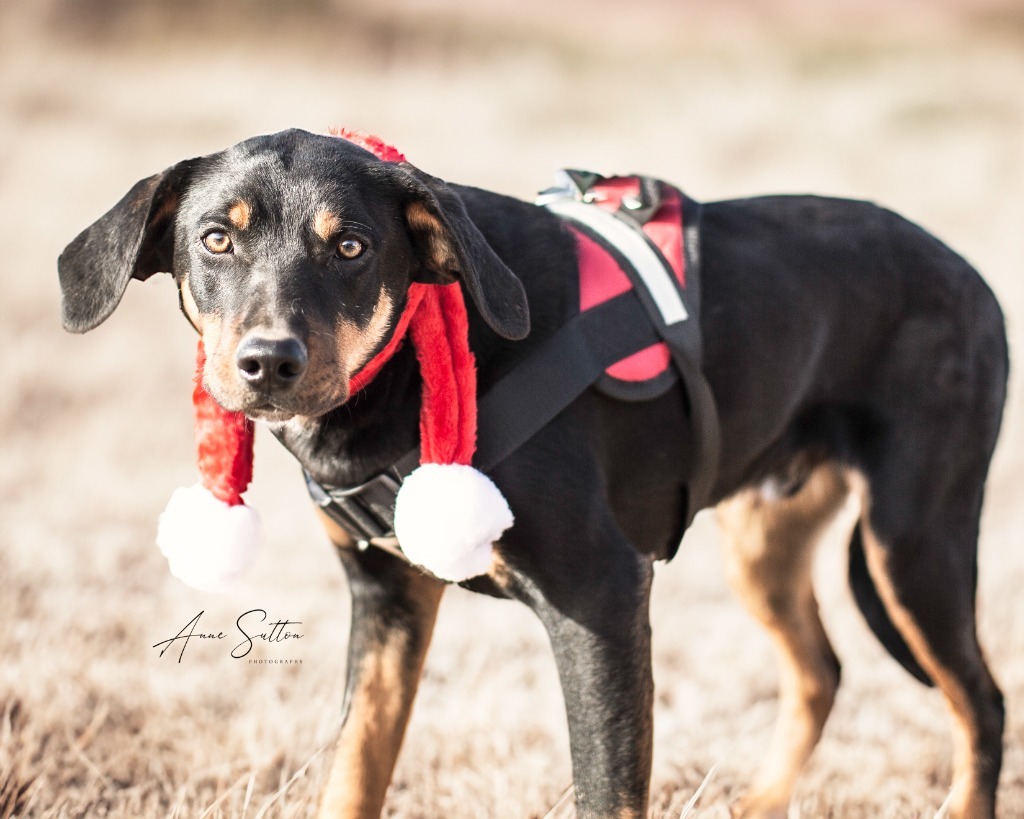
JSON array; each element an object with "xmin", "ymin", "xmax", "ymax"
[
  {"xmin": 474, "ymin": 291, "xmax": 659, "ymax": 472},
  {"xmin": 309, "ymin": 291, "xmax": 659, "ymax": 542},
  {"xmin": 549, "ymin": 187, "xmax": 719, "ymax": 529},
  {"xmin": 310, "ymin": 184, "xmax": 720, "ymax": 552},
  {"xmin": 394, "ymin": 290, "xmax": 658, "ymax": 476}
]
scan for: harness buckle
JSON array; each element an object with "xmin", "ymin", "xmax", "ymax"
[
  {"xmin": 304, "ymin": 469, "xmax": 401, "ymax": 545},
  {"xmin": 536, "ymin": 169, "xmax": 663, "ymax": 225}
]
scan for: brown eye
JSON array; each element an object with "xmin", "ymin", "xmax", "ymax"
[
  {"xmin": 203, "ymin": 231, "xmax": 233, "ymax": 254},
  {"xmin": 336, "ymin": 238, "xmax": 365, "ymax": 259}
]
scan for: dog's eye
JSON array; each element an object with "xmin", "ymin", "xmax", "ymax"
[
  {"xmin": 336, "ymin": 238, "xmax": 365, "ymax": 259},
  {"xmin": 202, "ymin": 231, "xmax": 233, "ymax": 254}
]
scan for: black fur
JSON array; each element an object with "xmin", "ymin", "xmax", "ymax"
[{"xmin": 59, "ymin": 129, "xmax": 1009, "ymax": 817}]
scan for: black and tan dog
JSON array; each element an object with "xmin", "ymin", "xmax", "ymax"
[{"xmin": 59, "ymin": 129, "xmax": 1008, "ymax": 818}]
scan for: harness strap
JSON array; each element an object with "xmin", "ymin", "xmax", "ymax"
[
  {"xmin": 541, "ymin": 175, "xmax": 720, "ymax": 532},
  {"xmin": 309, "ymin": 175, "xmax": 721, "ymax": 557},
  {"xmin": 474, "ymin": 292, "xmax": 659, "ymax": 472},
  {"xmin": 307, "ymin": 291, "xmax": 660, "ymax": 547},
  {"xmin": 545, "ymin": 197, "xmax": 689, "ymax": 325}
]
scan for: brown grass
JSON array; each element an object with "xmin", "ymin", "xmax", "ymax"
[{"xmin": 2, "ymin": 1, "xmax": 1023, "ymax": 816}]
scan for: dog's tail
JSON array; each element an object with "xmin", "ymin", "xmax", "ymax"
[{"xmin": 847, "ymin": 520, "xmax": 934, "ymax": 686}]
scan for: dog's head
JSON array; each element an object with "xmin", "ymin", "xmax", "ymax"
[{"xmin": 58, "ymin": 129, "xmax": 529, "ymax": 421}]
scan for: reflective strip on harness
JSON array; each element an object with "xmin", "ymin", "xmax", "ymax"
[{"xmin": 544, "ymin": 197, "xmax": 689, "ymax": 326}]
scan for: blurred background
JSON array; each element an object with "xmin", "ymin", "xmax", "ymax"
[{"xmin": 1, "ymin": 0, "xmax": 1022, "ymax": 815}]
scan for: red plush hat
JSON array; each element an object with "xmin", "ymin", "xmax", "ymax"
[{"xmin": 156, "ymin": 130, "xmax": 513, "ymax": 590}]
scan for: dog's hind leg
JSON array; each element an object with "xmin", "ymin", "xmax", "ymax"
[
  {"xmin": 716, "ymin": 463, "xmax": 850, "ymax": 819},
  {"xmin": 844, "ymin": 268, "xmax": 1006, "ymax": 818},
  {"xmin": 851, "ymin": 462, "xmax": 1003, "ymax": 819},
  {"xmin": 318, "ymin": 545, "xmax": 445, "ymax": 819}
]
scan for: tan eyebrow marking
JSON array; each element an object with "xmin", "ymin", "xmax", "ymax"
[
  {"xmin": 313, "ymin": 207, "xmax": 342, "ymax": 241},
  {"xmin": 227, "ymin": 200, "xmax": 252, "ymax": 230}
]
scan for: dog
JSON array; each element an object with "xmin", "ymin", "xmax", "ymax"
[{"xmin": 58, "ymin": 128, "xmax": 1008, "ymax": 818}]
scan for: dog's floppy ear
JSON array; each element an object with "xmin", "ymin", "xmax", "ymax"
[
  {"xmin": 397, "ymin": 167, "xmax": 530, "ymax": 341},
  {"xmin": 58, "ymin": 159, "xmax": 200, "ymax": 333}
]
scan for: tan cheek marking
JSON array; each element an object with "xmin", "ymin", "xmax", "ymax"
[
  {"xmin": 313, "ymin": 207, "xmax": 341, "ymax": 242},
  {"xmin": 336, "ymin": 292, "xmax": 395, "ymax": 381},
  {"xmin": 201, "ymin": 313, "xmax": 222, "ymax": 356},
  {"xmin": 180, "ymin": 273, "xmax": 201, "ymax": 331},
  {"xmin": 201, "ymin": 315, "xmax": 248, "ymax": 404},
  {"xmin": 405, "ymin": 201, "xmax": 457, "ymax": 274},
  {"xmin": 227, "ymin": 200, "xmax": 251, "ymax": 230}
]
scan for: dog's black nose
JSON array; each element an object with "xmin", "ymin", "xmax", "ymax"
[{"xmin": 235, "ymin": 335, "xmax": 308, "ymax": 391}]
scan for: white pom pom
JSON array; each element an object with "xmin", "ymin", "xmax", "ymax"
[
  {"xmin": 156, "ymin": 483, "xmax": 261, "ymax": 592},
  {"xmin": 393, "ymin": 463, "xmax": 513, "ymax": 582}
]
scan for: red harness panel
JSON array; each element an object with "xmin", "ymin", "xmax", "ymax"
[{"xmin": 571, "ymin": 177, "xmax": 685, "ymax": 385}]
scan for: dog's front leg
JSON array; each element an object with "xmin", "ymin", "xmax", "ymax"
[
  {"xmin": 318, "ymin": 544, "xmax": 445, "ymax": 819},
  {"xmin": 510, "ymin": 541, "xmax": 656, "ymax": 819}
]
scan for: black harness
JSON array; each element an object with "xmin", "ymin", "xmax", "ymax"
[{"xmin": 305, "ymin": 173, "xmax": 720, "ymax": 559}]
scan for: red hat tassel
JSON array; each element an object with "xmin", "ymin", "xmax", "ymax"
[
  {"xmin": 392, "ymin": 282, "xmax": 514, "ymax": 581},
  {"xmin": 156, "ymin": 342, "xmax": 261, "ymax": 592}
]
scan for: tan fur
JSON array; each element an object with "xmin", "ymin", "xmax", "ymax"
[
  {"xmin": 335, "ymin": 291, "xmax": 394, "ymax": 383},
  {"xmin": 405, "ymin": 202, "xmax": 457, "ymax": 273},
  {"xmin": 487, "ymin": 550, "xmax": 515, "ymax": 591},
  {"xmin": 227, "ymin": 200, "xmax": 251, "ymax": 230},
  {"xmin": 316, "ymin": 508, "xmax": 356, "ymax": 550},
  {"xmin": 199, "ymin": 313, "xmax": 254, "ymax": 407},
  {"xmin": 313, "ymin": 207, "xmax": 341, "ymax": 241},
  {"xmin": 316, "ymin": 575, "xmax": 444, "ymax": 819},
  {"xmin": 181, "ymin": 272, "xmax": 244, "ymax": 404},
  {"xmin": 179, "ymin": 273, "xmax": 201, "ymax": 330},
  {"xmin": 851, "ymin": 474, "xmax": 995, "ymax": 819},
  {"xmin": 199, "ymin": 300, "xmax": 376, "ymax": 420},
  {"xmin": 716, "ymin": 464, "xmax": 850, "ymax": 818}
]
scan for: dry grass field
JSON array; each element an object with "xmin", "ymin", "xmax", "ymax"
[{"xmin": 2, "ymin": 0, "xmax": 1023, "ymax": 816}]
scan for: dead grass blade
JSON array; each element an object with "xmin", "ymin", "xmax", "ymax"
[
  {"xmin": 241, "ymin": 773, "xmax": 256, "ymax": 819},
  {"xmin": 933, "ymin": 788, "xmax": 954, "ymax": 819},
  {"xmin": 678, "ymin": 753, "xmax": 726, "ymax": 819},
  {"xmin": 65, "ymin": 725, "xmax": 113, "ymax": 789},
  {"xmin": 252, "ymin": 743, "xmax": 328, "ymax": 819},
  {"xmin": 677, "ymin": 703, "xmax": 775, "ymax": 818},
  {"xmin": 73, "ymin": 702, "xmax": 110, "ymax": 751},
  {"xmin": 198, "ymin": 768, "xmax": 263, "ymax": 819},
  {"xmin": 166, "ymin": 785, "xmax": 187, "ymax": 819},
  {"xmin": 540, "ymin": 782, "xmax": 575, "ymax": 818},
  {"xmin": 0, "ymin": 765, "xmax": 34, "ymax": 819}
]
